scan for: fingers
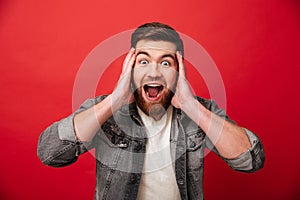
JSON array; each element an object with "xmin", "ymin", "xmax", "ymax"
[
  {"xmin": 122, "ymin": 48, "xmax": 136, "ymax": 75},
  {"xmin": 176, "ymin": 51, "xmax": 186, "ymax": 78}
]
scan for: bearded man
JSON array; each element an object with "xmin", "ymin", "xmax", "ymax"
[{"xmin": 37, "ymin": 22, "xmax": 265, "ymax": 200}]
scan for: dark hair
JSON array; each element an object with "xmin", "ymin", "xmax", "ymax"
[{"xmin": 131, "ymin": 22, "xmax": 184, "ymax": 57}]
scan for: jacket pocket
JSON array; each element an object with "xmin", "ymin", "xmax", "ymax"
[
  {"xmin": 186, "ymin": 129, "xmax": 205, "ymax": 171},
  {"xmin": 96, "ymin": 134, "xmax": 122, "ymax": 169},
  {"xmin": 186, "ymin": 129, "xmax": 205, "ymax": 151}
]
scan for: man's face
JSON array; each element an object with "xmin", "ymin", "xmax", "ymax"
[{"xmin": 132, "ymin": 40, "xmax": 178, "ymax": 119}]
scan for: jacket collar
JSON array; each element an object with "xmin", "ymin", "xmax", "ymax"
[{"xmin": 119, "ymin": 102, "xmax": 184, "ymax": 126}]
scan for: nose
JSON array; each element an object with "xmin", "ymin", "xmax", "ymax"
[{"xmin": 146, "ymin": 63, "xmax": 162, "ymax": 78}]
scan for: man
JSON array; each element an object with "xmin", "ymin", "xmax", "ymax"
[{"xmin": 37, "ymin": 22, "xmax": 265, "ymax": 200}]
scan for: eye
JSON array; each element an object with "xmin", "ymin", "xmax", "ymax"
[
  {"xmin": 139, "ymin": 59, "xmax": 149, "ymax": 65},
  {"xmin": 161, "ymin": 60, "xmax": 170, "ymax": 67}
]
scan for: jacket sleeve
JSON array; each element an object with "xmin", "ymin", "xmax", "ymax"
[
  {"xmin": 37, "ymin": 96, "xmax": 105, "ymax": 167},
  {"xmin": 204, "ymin": 99, "xmax": 265, "ymax": 173}
]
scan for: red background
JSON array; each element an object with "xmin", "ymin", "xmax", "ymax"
[{"xmin": 1, "ymin": 0, "xmax": 299, "ymax": 199}]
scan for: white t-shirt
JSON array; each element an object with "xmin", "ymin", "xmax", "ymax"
[{"xmin": 136, "ymin": 106, "xmax": 181, "ymax": 200}]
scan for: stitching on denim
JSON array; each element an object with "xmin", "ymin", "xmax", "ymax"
[{"xmin": 43, "ymin": 143, "xmax": 75, "ymax": 164}]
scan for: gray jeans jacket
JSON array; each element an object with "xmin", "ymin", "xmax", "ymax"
[{"xmin": 37, "ymin": 96, "xmax": 265, "ymax": 200}]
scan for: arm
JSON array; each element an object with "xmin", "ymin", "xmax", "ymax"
[
  {"xmin": 203, "ymin": 99, "xmax": 265, "ymax": 172},
  {"xmin": 172, "ymin": 52, "xmax": 265, "ymax": 171},
  {"xmin": 37, "ymin": 48, "xmax": 136, "ymax": 167},
  {"xmin": 74, "ymin": 48, "xmax": 136, "ymax": 142},
  {"xmin": 182, "ymin": 98, "xmax": 251, "ymax": 159},
  {"xmin": 37, "ymin": 98, "xmax": 100, "ymax": 167}
]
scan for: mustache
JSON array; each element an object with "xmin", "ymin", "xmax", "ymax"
[{"xmin": 131, "ymin": 77, "xmax": 167, "ymax": 91}]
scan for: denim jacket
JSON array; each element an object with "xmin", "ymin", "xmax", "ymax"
[{"xmin": 37, "ymin": 96, "xmax": 265, "ymax": 200}]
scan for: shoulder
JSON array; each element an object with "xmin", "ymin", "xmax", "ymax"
[
  {"xmin": 78, "ymin": 95, "xmax": 108, "ymax": 108},
  {"xmin": 195, "ymin": 96, "xmax": 215, "ymax": 110}
]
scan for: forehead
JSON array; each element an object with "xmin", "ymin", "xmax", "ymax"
[{"xmin": 135, "ymin": 40, "xmax": 177, "ymax": 54}]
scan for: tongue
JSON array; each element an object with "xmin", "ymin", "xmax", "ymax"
[{"xmin": 148, "ymin": 87, "xmax": 159, "ymax": 97}]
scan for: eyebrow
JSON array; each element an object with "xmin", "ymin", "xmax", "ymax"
[
  {"xmin": 162, "ymin": 53, "xmax": 176, "ymax": 61},
  {"xmin": 136, "ymin": 50, "xmax": 176, "ymax": 61},
  {"xmin": 136, "ymin": 51, "xmax": 150, "ymax": 57}
]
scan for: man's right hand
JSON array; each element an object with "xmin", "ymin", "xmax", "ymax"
[
  {"xmin": 111, "ymin": 48, "xmax": 136, "ymax": 110},
  {"xmin": 73, "ymin": 48, "xmax": 136, "ymax": 142}
]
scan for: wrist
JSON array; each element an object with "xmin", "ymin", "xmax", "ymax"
[
  {"xmin": 180, "ymin": 96, "xmax": 197, "ymax": 110},
  {"xmin": 109, "ymin": 93, "xmax": 129, "ymax": 111}
]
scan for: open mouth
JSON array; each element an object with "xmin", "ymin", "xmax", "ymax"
[{"xmin": 143, "ymin": 84, "xmax": 164, "ymax": 100}]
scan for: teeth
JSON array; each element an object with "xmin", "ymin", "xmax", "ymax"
[{"xmin": 147, "ymin": 84, "xmax": 161, "ymax": 87}]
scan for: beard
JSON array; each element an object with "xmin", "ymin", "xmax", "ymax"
[{"xmin": 133, "ymin": 86, "xmax": 174, "ymax": 120}]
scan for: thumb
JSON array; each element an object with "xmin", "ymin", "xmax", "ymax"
[{"xmin": 171, "ymin": 95, "xmax": 180, "ymax": 109}]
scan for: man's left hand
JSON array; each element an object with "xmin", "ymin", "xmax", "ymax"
[{"xmin": 171, "ymin": 51, "xmax": 195, "ymax": 109}]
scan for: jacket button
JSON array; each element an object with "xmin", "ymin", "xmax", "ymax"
[
  {"xmin": 178, "ymin": 179, "xmax": 184, "ymax": 185},
  {"xmin": 117, "ymin": 141, "xmax": 128, "ymax": 148},
  {"xmin": 190, "ymin": 141, "xmax": 196, "ymax": 148}
]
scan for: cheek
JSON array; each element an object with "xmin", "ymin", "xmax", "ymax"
[
  {"xmin": 132, "ymin": 68, "xmax": 143, "ymax": 87},
  {"xmin": 163, "ymin": 69, "xmax": 178, "ymax": 88}
]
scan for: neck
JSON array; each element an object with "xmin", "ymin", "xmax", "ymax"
[
  {"xmin": 137, "ymin": 104, "xmax": 172, "ymax": 121},
  {"xmin": 149, "ymin": 104, "xmax": 169, "ymax": 121},
  {"xmin": 151, "ymin": 112, "xmax": 166, "ymax": 121}
]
